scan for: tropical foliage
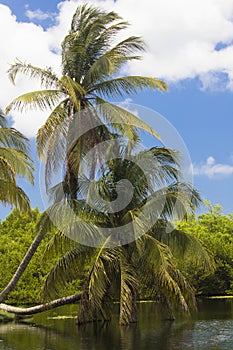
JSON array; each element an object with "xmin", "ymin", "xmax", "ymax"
[
  {"xmin": 0, "ymin": 203, "xmax": 232, "ymax": 307},
  {"xmin": 41, "ymin": 143, "xmax": 213, "ymax": 325},
  {"xmin": 0, "ymin": 110, "xmax": 33, "ymax": 212},
  {"xmin": 6, "ymin": 4, "xmax": 167, "ymax": 199},
  {"xmin": 177, "ymin": 202, "xmax": 233, "ymax": 296},
  {"xmin": 0, "ymin": 209, "xmax": 44, "ymax": 304},
  {"xmin": 0, "ymin": 209, "xmax": 82, "ymax": 304},
  {"xmin": 0, "ymin": 5, "xmax": 215, "ymax": 327},
  {"xmin": 1, "ymin": 4, "xmax": 168, "ymax": 305}
]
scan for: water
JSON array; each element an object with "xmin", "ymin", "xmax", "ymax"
[{"xmin": 0, "ymin": 298, "xmax": 232, "ymax": 350}]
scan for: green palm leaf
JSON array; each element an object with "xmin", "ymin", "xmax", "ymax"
[
  {"xmin": 119, "ymin": 249, "xmax": 139, "ymax": 325},
  {"xmin": 0, "ymin": 113, "xmax": 33, "ymax": 212},
  {"xmin": 91, "ymin": 76, "xmax": 167, "ymax": 97},
  {"xmin": 36, "ymin": 99, "xmax": 69, "ymax": 159},
  {"xmin": 59, "ymin": 76, "xmax": 86, "ymax": 107},
  {"xmin": 139, "ymin": 234, "xmax": 195, "ymax": 312},
  {"xmin": 0, "ymin": 147, "xmax": 34, "ymax": 184},
  {"xmin": 8, "ymin": 59, "xmax": 59, "ymax": 88},
  {"xmin": 6, "ymin": 90, "xmax": 66, "ymax": 114},
  {"xmin": 0, "ymin": 127, "xmax": 28, "ymax": 152},
  {"xmin": 0, "ymin": 180, "xmax": 30, "ymax": 212},
  {"xmin": 155, "ymin": 228, "xmax": 215, "ymax": 271},
  {"xmin": 96, "ymin": 97, "xmax": 161, "ymax": 140}
]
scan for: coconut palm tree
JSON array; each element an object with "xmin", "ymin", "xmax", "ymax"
[
  {"xmin": 41, "ymin": 144, "xmax": 213, "ymax": 325},
  {"xmin": 0, "ymin": 4, "xmax": 167, "ymax": 304},
  {"xmin": 6, "ymin": 4, "xmax": 166, "ymax": 198},
  {"xmin": 0, "ymin": 110, "xmax": 33, "ymax": 212}
]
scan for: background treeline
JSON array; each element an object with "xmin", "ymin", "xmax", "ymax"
[
  {"xmin": 0, "ymin": 203, "xmax": 232, "ymax": 305},
  {"xmin": 177, "ymin": 202, "xmax": 233, "ymax": 296}
]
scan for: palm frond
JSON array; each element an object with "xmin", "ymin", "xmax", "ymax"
[
  {"xmin": 139, "ymin": 234, "xmax": 195, "ymax": 312},
  {"xmin": 8, "ymin": 59, "xmax": 59, "ymax": 88},
  {"xmin": 43, "ymin": 230, "xmax": 78, "ymax": 260},
  {"xmin": 70, "ymin": 4, "xmax": 122, "ymax": 33},
  {"xmin": 77, "ymin": 238, "xmax": 118, "ymax": 324},
  {"xmin": 0, "ymin": 157, "xmax": 16, "ymax": 183},
  {"xmin": 6, "ymin": 90, "xmax": 66, "ymax": 114},
  {"xmin": 91, "ymin": 76, "xmax": 167, "ymax": 98},
  {"xmin": 0, "ymin": 112, "xmax": 7, "ymax": 127},
  {"xmin": 155, "ymin": 228, "xmax": 215, "ymax": 272},
  {"xmin": 82, "ymin": 35, "xmax": 143, "ymax": 88},
  {"xmin": 161, "ymin": 183, "xmax": 202, "ymax": 220},
  {"xmin": 0, "ymin": 147, "xmax": 34, "ymax": 184},
  {"xmin": 96, "ymin": 97, "xmax": 161, "ymax": 140},
  {"xmin": 119, "ymin": 249, "xmax": 139, "ymax": 325},
  {"xmin": 133, "ymin": 182, "xmax": 201, "ymax": 225},
  {"xmin": 42, "ymin": 244, "xmax": 93, "ymax": 300},
  {"xmin": 46, "ymin": 200, "xmax": 105, "ymax": 246},
  {"xmin": 0, "ymin": 180, "xmax": 31, "ymax": 213},
  {"xmin": 59, "ymin": 76, "xmax": 86, "ymax": 108},
  {"xmin": 36, "ymin": 99, "xmax": 69, "ymax": 159},
  {"xmin": 0, "ymin": 126, "xmax": 29, "ymax": 153}
]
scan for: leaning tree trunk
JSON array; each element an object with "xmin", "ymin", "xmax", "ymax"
[
  {"xmin": 0, "ymin": 293, "xmax": 81, "ymax": 316},
  {"xmin": 0, "ymin": 213, "xmax": 51, "ymax": 303}
]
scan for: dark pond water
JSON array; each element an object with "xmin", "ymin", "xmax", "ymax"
[{"xmin": 0, "ymin": 298, "xmax": 232, "ymax": 350}]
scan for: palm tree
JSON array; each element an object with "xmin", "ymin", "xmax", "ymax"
[
  {"xmin": 0, "ymin": 4, "xmax": 167, "ymax": 303},
  {"xmin": 6, "ymin": 4, "xmax": 167, "ymax": 198},
  {"xmin": 0, "ymin": 110, "xmax": 33, "ymax": 212},
  {"xmin": 41, "ymin": 144, "xmax": 214, "ymax": 325}
]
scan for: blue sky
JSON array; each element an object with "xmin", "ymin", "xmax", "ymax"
[{"xmin": 0, "ymin": 0, "xmax": 233, "ymax": 219}]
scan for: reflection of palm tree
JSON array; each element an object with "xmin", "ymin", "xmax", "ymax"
[
  {"xmin": 42, "ymin": 144, "xmax": 213, "ymax": 325},
  {"xmin": 1, "ymin": 4, "xmax": 166, "ymax": 304},
  {"xmin": 0, "ymin": 110, "xmax": 33, "ymax": 212},
  {"xmin": 119, "ymin": 323, "xmax": 139, "ymax": 349}
]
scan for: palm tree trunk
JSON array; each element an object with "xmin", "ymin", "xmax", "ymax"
[
  {"xmin": 0, "ymin": 293, "xmax": 81, "ymax": 316},
  {"xmin": 0, "ymin": 230, "xmax": 44, "ymax": 303},
  {"xmin": 0, "ymin": 213, "xmax": 51, "ymax": 303}
]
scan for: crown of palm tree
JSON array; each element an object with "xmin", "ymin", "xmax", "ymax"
[
  {"xmin": 41, "ymin": 142, "xmax": 213, "ymax": 325},
  {"xmin": 6, "ymin": 4, "xmax": 167, "ymax": 199}
]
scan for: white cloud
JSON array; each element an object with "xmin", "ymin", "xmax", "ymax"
[
  {"xmin": 25, "ymin": 9, "xmax": 55, "ymax": 21},
  {"xmin": 0, "ymin": 4, "xmax": 62, "ymax": 137},
  {"xmin": 193, "ymin": 156, "xmax": 233, "ymax": 178},
  {"xmin": 1, "ymin": 0, "xmax": 233, "ymax": 137}
]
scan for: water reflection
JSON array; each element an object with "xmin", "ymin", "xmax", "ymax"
[{"xmin": 0, "ymin": 299, "xmax": 232, "ymax": 350}]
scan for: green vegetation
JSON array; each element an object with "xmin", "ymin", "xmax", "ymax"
[
  {"xmin": 0, "ymin": 208, "xmax": 43, "ymax": 304},
  {"xmin": 41, "ymin": 143, "xmax": 211, "ymax": 325},
  {"xmin": 177, "ymin": 202, "xmax": 233, "ymax": 296},
  {"xmin": 1, "ymin": 4, "xmax": 168, "ymax": 307},
  {"xmin": 6, "ymin": 4, "xmax": 166, "ymax": 203},
  {"xmin": 0, "ymin": 4, "xmax": 232, "ymax": 327},
  {"xmin": 0, "ymin": 110, "xmax": 34, "ymax": 212},
  {"xmin": 0, "ymin": 203, "xmax": 232, "ymax": 308},
  {"xmin": 0, "ymin": 209, "xmax": 81, "ymax": 305}
]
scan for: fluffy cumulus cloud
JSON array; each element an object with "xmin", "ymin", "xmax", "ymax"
[
  {"xmin": 193, "ymin": 156, "xmax": 233, "ymax": 178},
  {"xmin": 1, "ymin": 0, "xmax": 233, "ymax": 137},
  {"xmin": 25, "ymin": 9, "xmax": 55, "ymax": 21},
  {"xmin": 0, "ymin": 4, "xmax": 60, "ymax": 136}
]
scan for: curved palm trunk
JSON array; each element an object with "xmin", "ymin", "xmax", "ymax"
[
  {"xmin": 0, "ymin": 230, "xmax": 44, "ymax": 303},
  {"xmin": 0, "ymin": 213, "xmax": 51, "ymax": 303},
  {"xmin": 0, "ymin": 293, "xmax": 81, "ymax": 316}
]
